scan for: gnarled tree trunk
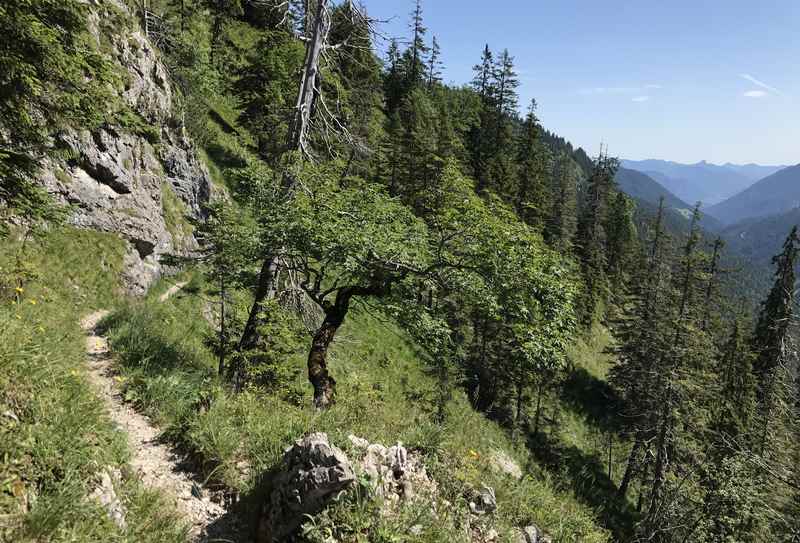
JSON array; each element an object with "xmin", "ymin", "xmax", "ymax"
[{"xmin": 308, "ymin": 284, "xmax": 384, "ymax": 409}]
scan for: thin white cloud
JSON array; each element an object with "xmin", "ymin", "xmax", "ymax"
[
  {"xmin": 579, "ymin": 84, "xmax": 662, "ymax": 96},
  {"xmin": 740, "ymin": 74, "xmax": 782, "ymax": 95},
  {"xmin": 743, "ymin": 90, "xmax": 768, "ymax": 98},
  {"xmin": 632, "ymin": 96, "xmax": 650, "ymax": 102},
  {"xmin": 579, "ymin": 86, "xmax": 639, "ymax": 95}
]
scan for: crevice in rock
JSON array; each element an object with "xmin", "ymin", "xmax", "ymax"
[
  {"xmin": 81, "ymin": 159, "xmax": 132, "ymax": 195},
  {"xmin": 131, "ymin": 238, "xmax": 155, "ymax": 260}
]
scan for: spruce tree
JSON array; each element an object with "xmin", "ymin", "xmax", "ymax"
[
  {"xmin": 751, "ymin": 226, "xmax": 800, "ymax": 453},
  {"xmin": 405, "ymin": 0, "xmax": 429, "ymax": 87},
  {"xmin": 612, "ymin": 197, "xmax": 671, "ymax": 498},
  {"xmin": 512, "ymin": 100, "xmax": 552, "ymax": 228},
  {"xmin": 426, "ymin": 35, "xmax": 443, "ymax": 89},
  {"xmin": 469, "ymin": 45, "xmax": 496, "ymax": 190},
  {"xmin": 575, "ymin": 152, "xmax": 619, "ymax": 325},
  {"xmin": 545, "ymin": 153, "xmax": 578, "ymax": 251},
  {"xmin": 605, "ymin": 191, "xmax": 638, "ymax": 293}
]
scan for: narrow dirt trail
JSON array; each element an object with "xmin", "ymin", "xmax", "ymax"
[{"xmin": 81, "ymin": 282, "xmax": 243, "ymax": 542}]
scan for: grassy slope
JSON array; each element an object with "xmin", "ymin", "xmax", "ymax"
[
  {"xmin": 102, "ymin": 270, "xmax": 612, "ymax": 542},
  {"xmin": 0, "ymin": 228, "xmax": 187, "ymax": 542},
  {"xmin": 548, "ymin": 324, "xmax": 638, "ymax": 540}
]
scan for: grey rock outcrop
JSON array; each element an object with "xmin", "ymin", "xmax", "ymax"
[
  {"xmin": 90, "ymin": 468, "xmax": 127, "ymax": 531},
  {"xmin": 489, "ymin": 449, "xmax": 522, "ymax": 480},
  {"xmin": 348, "ymin": 435, "xmax": 438, "ymax": 509},
  {"xmin": 39, "ymin": 1, "xmax": 211, "ymax": 294},
  {"xmin": 257, "ymin": 433, "xmax": 355, "ymax": 543},
  {"xmin": 515, "ymin": 525, "xmax": 552, "ymax": 543},
  {"xmin": 469, "ymin": 485, "xmax": 497, "ymax": 515}
]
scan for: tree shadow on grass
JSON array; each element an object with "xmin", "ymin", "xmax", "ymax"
[
  {"xmin": 524, "ymin": 428, "xmax": 638, "ymax": 542},
  {"xmin": 560, "ymin": 367, "xmax": 624, "ymax": 434}
]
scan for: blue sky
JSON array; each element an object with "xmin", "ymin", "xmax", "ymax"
[{"xmin": 364, "ymin": 0, "xmax": 799, "ymax": 165}]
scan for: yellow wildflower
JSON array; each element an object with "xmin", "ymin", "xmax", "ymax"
[
  {"xmin": 29, "ymin": 299, "xmax": 37, "ymax": 305},
  {"xmin": 15, "ymin": 287, "xmax": 23, "ymax": 293}
]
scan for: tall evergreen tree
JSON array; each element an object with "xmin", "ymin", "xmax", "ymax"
[
  {"xmin": 405, "ymin": 0, "xmax": 429, "ymax": 87},
  {"xmin": 612, "ymin": 197, "xmax": 671, "ymax": 499},
  {"xmin": 426, "ymin": 35, "xmax": 443, "ymax": 89},
  {"xmin": 512, "ymin": 100, "xmax": 551, "ymax": 228},
  {"xmin": 605, "ymin": 191, "xmax": 638, "ymax": 293},
  {"xmin": 469, "ymin": 45, "xmax": 496, "ymax": 190},
  {"xmin": 751, "ymin": 226, "xmax": 800, "ymax": 453},
  {"xmin": 545, "ymin": 153, "xmax": 578, "ymax": 250},
  {"xmin": 575, "ymin": 152, "xmax": 619, "ymax": 325}
]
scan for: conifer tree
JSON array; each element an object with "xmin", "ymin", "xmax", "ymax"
[
  {"xmin": 639, "ymin": 205, "xmax": 718, "ymax": 541},
  {"xmin": 714, "ymin": 320, "xmax": 757, "ymax": 445},
  {"xmin": 701, "ymin": 237, "xmax": 725, "ymax": 332},
  {"xmin": 695, "ymin": 325, "xmax": 763, "ymax": 543},
  {"xmin": 426, "ymin": 35, "xmax": 443, "ymax": 89},
  {"xmin": 384, "ymin": 39, "xmax": 405, "ymax": 113},
  {"xmin": 513, "ymin": 100, "xmax": 552, "ymax": 228},
  {"xmin": 483, "ymin": 49, "xmax": 519, "ymax": 193},
  {"xmin": 575, "ymin": 152, "xmax": 619, "ymax": 325},
  {"xmin": 405, "ymin": 0, "xmax": 429, "ymax": 87},
  {"xmin": 612, "ymin": 197, "xmax": 671, "ymax": 498},
  {"xmin": 605, "ymin": 191, "xmax": 638, "ymax": 293},
  {"xmin": 545, "ymin": 153, "xmax": 578, "ymax": 251},
  {"xmin": 493, "ymin": 49, "xmax": 519, "ymax": 117},
  {"xmin": 751, "ymin": 226, "xmax": 800, "ymax": 453},
  {"xmin": 469, "ymin": 45, "xmax": 496, "ymax": 190}
]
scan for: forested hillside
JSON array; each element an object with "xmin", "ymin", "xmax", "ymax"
[
  {"xmin": 708, "ymin": 164, "xmax": 800, "ymax": 225},
  {"xmin": 2, "ymin": 1, "xmax": 800, "ymax": 542}
]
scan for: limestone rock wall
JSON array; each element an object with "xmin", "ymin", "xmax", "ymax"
[{"xmin": 40, "ymin": 1, "xmax": 212, "ymax": 294}]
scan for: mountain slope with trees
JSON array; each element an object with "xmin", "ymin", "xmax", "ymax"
[
  {"xmin": 709, "ymin": 163, "xmax": 800, "ymax": 224},
  {"xmin": 621, "ymin": 158, "xmax": 756, "ymax": 205},
  {"xmin": 2, "ymin": 1, "xmax": 799, "ymax": 542}
]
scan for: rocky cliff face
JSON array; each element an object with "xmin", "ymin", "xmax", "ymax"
[{"xmin": 40, "ymin": 1, "xmax": 211, "ymax": 294}]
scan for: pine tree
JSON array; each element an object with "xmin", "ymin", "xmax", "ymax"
[
  {"xmin": 493, "ymin": 49, "xmax": 519, "ymax": 117},
  {"xmin": 469, "ymin": 45, "xmax": 496, "ymax": 190},
  {"xmin": 483, "ymin": 49, "xmax": 519, "ymax": 193},
  {"xmin": 713, "ymin": 320, "xmax": 757, "ymax": 443},
  {"xmin": 575, "ymin": 152, "xmax": 619, "ymax": 325},
  {"xmin": 751, "ymin": 226, "xmax": 800, "ymax": 453},
  {"xmin": 384, "ymin": 39, "xmax": 405, "ymax": 113},
  {"xmin": 405, "ymin": 0, "xmax": 429, "ymax": 87},
  {"xmin": 545, "ymin": 153, "xmax": 578, "ymax": 251},
  {"xmin": 426, "ymin": 35, "xmax": 443, "ymax": 89},
  {"xmin": 696, "ymin": 325, "xmax": 763, "ymax": 543},
  {"xmin": 512, "ymin": 100, "xmax": 551, "ymax": 228},
  {"xmin": 471, "ymin": 45, "xmax": 495, "ymax": 102},
  {"xmin": 639, "ymin": 204, "xmax": 718, "ymax": 542},
  {"xmin": 701, "ymin": 237, "xmax": 726, "ymax": 332},
  {"xmin": 605, "ymin": 191, "xmax": 638, "ymax": 293},
  {"xmin": 612, "ymin": 197, "xmax": 671, "ymax": 499}
]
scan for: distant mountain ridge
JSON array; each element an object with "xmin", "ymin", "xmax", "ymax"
[
  {"xmin": 621, "ymin": 158, "xmax": 786, "ymax": 206},
  {"xmin": 615, "ymin": 167, "xmax": 723, "ymax": 232},
  {"xmin": 721, "ymin": 163, "xmax": 786, "ymax": 182},
  {"xmin": 707, "ymin": 164, "xmax": 800, "ymax": 225}
]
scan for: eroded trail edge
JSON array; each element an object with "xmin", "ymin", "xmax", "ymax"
[{"xmin": 80, "ymin": 286, "xmax": 239, "ymax": 541}]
